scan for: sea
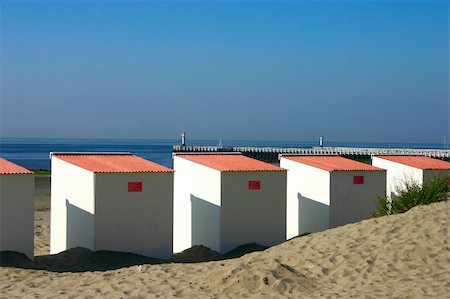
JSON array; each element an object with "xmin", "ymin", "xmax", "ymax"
[{"xmin": 0, "ymin": 138, "xmax": 447, "ymax": 170}]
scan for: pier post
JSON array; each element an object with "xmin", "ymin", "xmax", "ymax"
[{"xmin": 181, "ymin": 132, "xmax": 186, "ymax": 146}]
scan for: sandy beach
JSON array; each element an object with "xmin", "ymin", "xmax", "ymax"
[{"xmin": 0, "ymin": 176, "xmax": 449, "ymax": 298}]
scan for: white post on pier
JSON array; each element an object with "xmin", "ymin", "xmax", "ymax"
[
  {"xmin": 181, "ymin": 132, "xmax": 186, "ymax": 146},
  {"xmin": 320, "ymin": 136, "xmax": 324, "ymax": 147}
]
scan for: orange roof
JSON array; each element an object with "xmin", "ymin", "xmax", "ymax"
[
  {"xmin": 0, "ymin": 158, "xmax": 33, "ymax": 175},
  {"xmin": 375, "ymin": 155, "xmax": 450, "ymax": 170},
  {"xmin": 176, "ymin": 154, "xmax": 285, "ymax": 172},
  {"xmin": 283, "ymin": 155, "xmax": 384, "ymax": 172},
  {"xmin": 52, "ymin": 153, "xmax": 173, "ymax": 173}
]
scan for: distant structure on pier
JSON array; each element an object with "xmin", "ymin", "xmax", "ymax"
[
  {"xmin": 173, "ymin": 145, "xmax": 450, "ymax": 163},
  {"xmin": 181, "ymin": 132, "xmax": 186, "ymax": 146}
]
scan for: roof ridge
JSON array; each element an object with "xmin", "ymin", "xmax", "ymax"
[
  {"xmin": 51, "ymin": 152, "xmax": 132, "ymax": 156},
  {"xmin": 52, "ymin": 154, "xmax": 173, "ymax": 173},
  {"xmin": 177, "ymin": 153, "xmax": 285, "ymax": 172},
  {"xmin": 0, "ymin": 157, "xmax": 34, "ymax": 175},
  {"xmin": 283, "ymin": 155, "xmax": 384, "ymax": 172},
  {"xmin": 374, "ymin": 155, "xmax": 449, "ymax": 170}
]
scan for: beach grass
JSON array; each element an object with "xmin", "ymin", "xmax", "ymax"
[
  {"xmin": 33, "ymin": 169, "xmax": 51, "ymax": 176},
  {"xmin": 374, "ymin": 176, "xmax": 449, "ymax": 217}
]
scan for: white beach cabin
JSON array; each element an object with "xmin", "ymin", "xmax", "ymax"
[
  {"xmin": 173, "ymin": 153, "xmax": 287, "ymax": 254},
  {"xmin": 280, "ymin": 155, "xmax": 386, "ymax": 239},
  {"xmin": 372, "ymin": 155, "xmax": 450, "ymax": 197},
  {"xmin": 0, "ymin": 158, "xmax": 34, "ymax": 260},
  {"xmin": 51, "ymin": 153, "xmax": 174, "ymax": 259}
]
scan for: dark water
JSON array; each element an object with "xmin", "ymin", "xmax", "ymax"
[{"xmin": 0, "ymin": 138, "xmax": 446, "ymax": 170}]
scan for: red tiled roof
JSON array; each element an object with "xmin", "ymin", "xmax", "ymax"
[
  {"xmin": 282, "ymin": 155, "xmax": 384, "ymax": 172},
  {"xmin": 176, "ymin": 154, "xmax": 285, "ymax": 172},
  {"xmin": 0, "ymin": 158, "xmax": 33, "ymax": 175},
  {"xmin": 375, "ymin": 155, "xmax": 450, "ymax": 170},
  {"xmin": 52, "ymin": 153, "xmax": 173, "ymax": 173}
]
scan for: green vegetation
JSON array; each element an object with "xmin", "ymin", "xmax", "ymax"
[
  {"xmin": 342, "ymin": 155, "xmax": 372, "ymax": 165},
  {"xmin": 374, "ymin": 176, "xmax": 449, "ymax": 217},
  {"xmin": 32, "ymin": 169, "xmax": 51, "ymax": 176}
]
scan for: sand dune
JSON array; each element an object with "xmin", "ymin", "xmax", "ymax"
[
  {"xmin": 1, "ymin": 199, "xmax": 448, "ymax": 298},
  {"xmin": 1, "ymin": 179, "xmax": 449, "ymax": 298}
]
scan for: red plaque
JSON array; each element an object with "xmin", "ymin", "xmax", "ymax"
[
  {"xmin": 128, "ymin": 182, "xmax": 143, "ymax": 192},
  {"xmin": 353, "ymin": 176, "xmax": 364, "ymax": 184},
  {"xmin": 248, "ymin": 180, "xmax": 261, "ymax": 190}
]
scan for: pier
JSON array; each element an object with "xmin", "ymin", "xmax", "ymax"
[{"xmin": 173, "ymin": 145, "xmax": 450, "ymax": 163}]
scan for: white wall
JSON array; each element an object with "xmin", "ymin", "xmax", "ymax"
[
  {"xmin": 330, "ymin": 171, "xmax": 385, "ymax": 228},
  {"xmin": 0, "ymin": 174, "xmax": 34, "ymax": 259},
  {"xmin": 94, "ymin": 172, "xmax": 173, "ymax": 259},
  {"xmin": 173, "ymin": 156, "xmax": 221, "ymax": 253},
  {"xmin": 51, "ymin": 157, "xmax": 95, "ymax": 254},
  {"xmin": 220, "ymin": 171, "xmax": 286, "ymax": 253},
  {"xmin": 372, "ymin": 157, "xmax": 423, "ymax": 197},
  {"xmin": 280, "ymin": 158, "xmax": 330, "ymax": 238}
]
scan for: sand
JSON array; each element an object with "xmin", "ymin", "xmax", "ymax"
[{"xmin": 0, "ymin": 176, "xmax": 449, "ymax": 298}]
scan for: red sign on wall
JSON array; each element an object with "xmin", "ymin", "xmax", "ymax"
[
  {"xmin": 128, "ymin": 182, "xmax": 143, "ymax": 192},
  {"xmin": 248, "ymin": 180, "xmax": 261, "ymax": 190},
  {"xmin": 353, "ymin": 176, "xmax": 364, "ymax": 184}
]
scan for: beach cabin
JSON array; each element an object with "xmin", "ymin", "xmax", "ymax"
[
  {"xmin": 0, "ymin": 158, "xmax": 34, "ymax": 260},
  {"xmin": 372, "ymin": 155, "xmax": 450, "ymax": 197},
  {"xmin": 280, "ymin": 155, "xmax": 386, "ymax": 238},
  {"xmin": 173, "ymin": 153, "xmax": 287, "ymax": 254},
  {"xmin": 50, "ymin": 153, "xmax": 174, "ymax": 259}
]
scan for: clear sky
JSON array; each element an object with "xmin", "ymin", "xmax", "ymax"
[{"xmin": 1, "ymin": 0, "xmax": 448, "ymax": 143}]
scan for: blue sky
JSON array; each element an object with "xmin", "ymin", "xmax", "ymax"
[{"xmin": 1, "ymin": 0, "xmax": 448, "ymax": 143}]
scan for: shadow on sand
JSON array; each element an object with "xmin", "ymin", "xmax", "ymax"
[
  {"xmin": 0, "ymin": 248, "xmax": 163, "ymax": 272},
  {"xmin": 0, "ymin": 243, "xmax": 268, "ymax": 273}
]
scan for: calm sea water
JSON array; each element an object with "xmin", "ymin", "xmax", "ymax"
[{"xmin": 0, "ymin": 138, "xmax": 446, "ymax": 170}]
